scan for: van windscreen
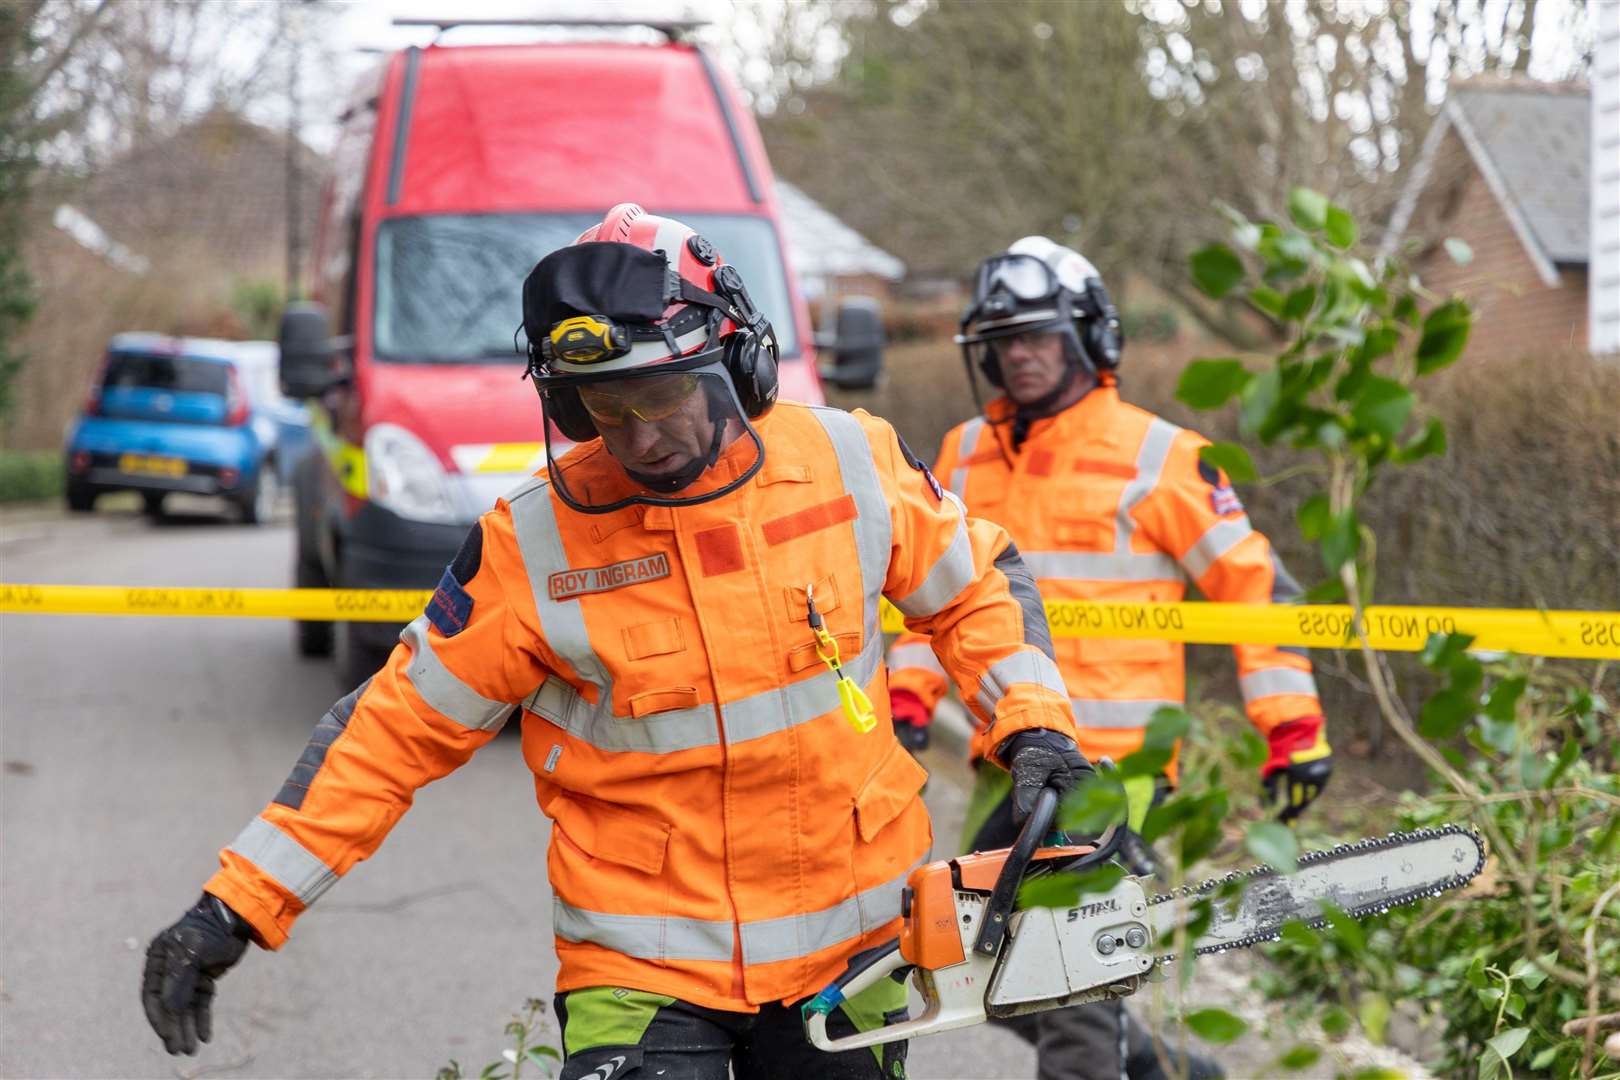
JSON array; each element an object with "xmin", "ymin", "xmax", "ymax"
[
  {"xmin": 102, "ymin": 353, "xmax": 229, "ymax": 397},
  {"xmin": 373, "ymin": 213, "xmax": 799, "ymax": 363}
]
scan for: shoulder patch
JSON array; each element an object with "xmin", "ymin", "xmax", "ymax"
[
  {"xmin": 425, "ymin": 568, "xmax": 474, "ymax": 636},
  {"xmin": 896, "ymin": 432, "xmax": 944, "ymax": 502}
]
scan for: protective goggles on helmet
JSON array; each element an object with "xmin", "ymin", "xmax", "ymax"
[
  {"xmin": 576, "ymin": 372, "xmax": 702, "ymax": 427},
  {"xmin": 972, "ymin": 252, "xmax": 1062, "ymax": 304}
]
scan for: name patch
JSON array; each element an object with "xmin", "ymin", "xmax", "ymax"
[{"xmin": 549, "ymin": 553, "xmax": 671, "ymax": 601}]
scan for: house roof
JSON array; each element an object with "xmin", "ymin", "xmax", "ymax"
[
  {"xmin": 1385, "ymin": 81, "xmax": 1589, "ymax": 284},
  {"xmin": 775, "ymin": 180, "xmax": 905, "ymax": 282}
]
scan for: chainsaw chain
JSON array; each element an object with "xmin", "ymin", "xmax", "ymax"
[{"xmin": 1145, "ymin": 824, "xmax": 1486, "ymax": 962}]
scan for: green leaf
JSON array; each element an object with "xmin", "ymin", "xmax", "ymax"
[
  {"xmin": 1296, "ymin": 494, "xmax": 1332, "ymax": 542},
  {"xmin": 1421, "ymin": 631, "xmax": 1477, "ymax": 670},
  {"xmin": 1198, "ymin": 442, "xmax": 1258, "ymax": 484},
  {"xmin": 1288, "ymin": 188, "xmax": 1329, "ymax": 231},
  {"xmin": 1275, "ymin": 1044, "xmax": 1321, "ymax": 1070},
  {"xmin": 1485, "ymin": 1026, "xmax": 1530, "ymax": 1062},
  {"xmin": 1351, "ymin": 376, "xmax": 1414, "ymax": 440},
  {"xmin": 1508, "ymin": 954, "xmax": 1552, "ymax": 991},
  {"xmin": 1323, "ymin": 903, "xmax": 1366, "ymax": 955},
  {"xmin": 1183, "ymin": 1007, "xmax": 1248, "ymax": 1044},
  {"xmin": 1248, "ymin": 285, "xmax": 1286, "ymax": 319},
  {"xmin": 1321, "ymin": 508, "xmax": 1360, "ymax": 574},
  {"xmin": 1420, "ymin": 688, "xmax": 1475, "ymax": 739},
  {"xmin": 1117, "ymin": 742, "xmax": 1174, "ymax": 778},
  {"xmin": 1475, "ymin": 714, "xmax": 1517, "ymax": 755},
  {"xmin": 1231, "ymin": 729, "xmax": 1268, "ymax": 770},
  {"xmin": 1018, "ymin": 863, "xmax": 1127, "ymax": 908},
  {"xmin": 1444, "ymin": 237, "xmax": 1474, "ymax": 265},
  {"xmin": 1142, "ymin": 706, "xmax": 1192, "ymax": 748},
  {"xmin": 1278, "ymin": 920, "xmax": 1317, "ymax": 949},
  {"xmin": 1357, "ymin": 991, "xmax": 1391, "ymax": 1044},
  {"xmin": 1191, "ymin": 243, "xmax": 1247, "ymax": 299},
  {"xmin": 1245, "ymin": 821, "xmax": 1299, "ymax": 874},
  {"xmin": 1416, "ymin": 299, "xmax": 1471, "ymax": 374},
  {"xmin": 1059, "ymin": 774, "xmax": 1127, "ymax": 833},
  {"xmin": 1504, "ymin": 991, "xmax": 1525, "ymax": 1019},
  {"xmin": 1320, "ymin": 1004, "xmax": 1352, "ymax": 1038},
  {"xmin": 1543, "ymin": 737, "xmax": 1581, "ymax": 790},
  {"xmin": 1302, "ymin": 577, "xmax": 1347, "ymax": 603},
  {"xmin": 1355, "ymin": 324, "xmax": 1399, "ymax": 364},
  {"xmin": 1325, "ymin": 204, "xmax": 1357, "ymax": 249},
  {"xmin": 1476, "ymin": 986, "xmax": 1505, "ymax": 1009},
  {"xmin": 1393, "ymin": 417, "xmax": 1447, "ymax": 463},
  {"xmin": 1176, "ymin": 358, "xmax": 1252, "ymax": 409},
  {"xmin": 1393, "ymin": 293, "xmax": 1419, "ymax": 325},
  {"xmin": 1529, "ymin": 1046, "xmax": 1559, "ymax": 1070},
  {"xmin": 1238, "ymin": 368, "xmax": 1281, "ymax": 436},
  {"xmin": 1283, "ymin": 284, "xmax": 1316, "ymax": 320},
  {"xmin": 1179, "ymin": 814, "xmax": 1224, "ymax": 865},
  {"xmin": 1465, "ymin": 953, "xmax": 1488, "ymax": 988},
  {"xmin": 1484, "ymin": 676, "xmax": 1527, "ymax": 722}
]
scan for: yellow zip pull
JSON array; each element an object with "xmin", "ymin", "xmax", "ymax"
[{"xmin": 806, "ymin": 584, "xmax": 877, "ymax": 734}]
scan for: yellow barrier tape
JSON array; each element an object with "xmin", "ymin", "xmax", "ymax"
[{"xmin": 2, "ymin": 584, "xmax": 1617, "ymax": 660}]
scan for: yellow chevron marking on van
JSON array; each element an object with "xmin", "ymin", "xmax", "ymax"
[{"xmin": 4, "ymin": 585, "xmax": 1617, "ymax": 660}]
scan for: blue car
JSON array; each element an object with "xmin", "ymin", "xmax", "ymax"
[{"xmin": 63, "ymin": 334, "xmax": 309, "ymax": 524}]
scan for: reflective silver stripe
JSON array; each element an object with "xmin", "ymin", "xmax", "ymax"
[
  {"xmin": 723, "ymin": 632, "xmax": 885, "ymax": 744},
  {"xmin": 1071, "ymin": 698, "xmax": 1180, "ymax": 730},
  {"xmin": 739, "ymin": 860, "xmax": 916, "ymax": 965},
  {"xmin": 975, "ymin": 649, "xmax": 1068, "ymax": 718},
  {"xmin": 893, "ymin": 512, "xmax": 974, "ymax": 618},
  {"xmin": 887, "ymin": 641, "xmax": 945, "ymax": 675},
  {"xmin": 523, "ymin": 632, "xmax": 886, "ymax": 753},
  {"xmin": 227, "ymin": 816, "xmax": 338, "ymax": 906},
  {"xmin": 809, "ymin": 408, "xmax": 892, "ymax": 650},
  {"xmin": 508, "ymin": 479, "xmax": 617, "ymax": 714},
  {"xmin": 398, "ymin": 617, "xmax": 513, "ymax": 731},
  {"xmin": 949, "ymin": 417, "xmax": 985, "ymax": 497},
  {"xmin": 553, "ymin": 897, "xmax": 735, "ymax": 963},
  {"xmin": 1241, "ymin": 668, "xmax": 1320, "ymax": 703},
  {"xmin": 1179, "ymin": 516, "xmax": 1254, "ymax": 581},
  {"xmin": 1115, "ymin": 419, "xmax": 1180, "ymax": 552},
  {"xmin": 1022, "ymin": 550, "xmax": 1183, "ymax": 583}
]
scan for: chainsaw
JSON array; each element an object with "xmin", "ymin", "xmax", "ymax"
[{"xmin": 804, "ymin": 787, "xmax": 1485, "ymax": 1051}]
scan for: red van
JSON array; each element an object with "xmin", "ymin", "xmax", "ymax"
[{"xmin": 279, "ymin": 19, "xmax": 824, "ymax": 683}]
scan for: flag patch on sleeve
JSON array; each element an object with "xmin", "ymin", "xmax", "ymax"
[
  {"xmin": 425, "ymin": 567, "xmax": 474, "ymax": 636},
  {"xmin": 1210, "ymin": 484, "xmax": 1244, "ymax": 516}
]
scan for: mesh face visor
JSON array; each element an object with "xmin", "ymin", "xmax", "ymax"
[{"xmin": 543, "ymin": 362, "xmax": 763, "ymax": 515}]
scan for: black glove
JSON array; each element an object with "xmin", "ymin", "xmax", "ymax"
[
  {"xmin": 142, "ymin": 894, "xmax": 251, "ymax": 1055},
  {"xmin": 998, "ymin": 728, "xmax": 1093, "ymax": 823},
  {"xmin": 892, "ymin": 718, "xmax": 929, "ymax": 753}
]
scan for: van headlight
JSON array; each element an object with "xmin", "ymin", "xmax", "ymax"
[{"xmin": 365, "ymin": 422, "xmax": 460, "ymax": 523}]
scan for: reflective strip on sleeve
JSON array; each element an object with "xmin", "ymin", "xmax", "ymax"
[
  {"xmin": 1240, "ymin": 667, "xmax": 1320, "ymax": 703},
  {"xmin": 738, "ymin": 859, "xmax": 917, "ymax": 966},
  {"xmin": 1178, "ymin": 516, "xmax": 1255, "ymax": 581},
  {"xmin": 974, "ymin": 649, "xmax": 1069, "ymax": 719},
  {"xmin": 227, "ymin": 816, "xmax": 339, "ymax": 906},
  {"xmin": 1021, "ymin": 550, "xmax": 1184, "ymax": 583},
  {"xmin": 887, "ymin": 641, "xmax": 945, "ymax": 675},
  {"xmin": 1070, "ymin": 698, "xmax": 1181, "ymax": 730},
  {"xmin": 1115, "ymin": 419, "xmax": 1181, "ymax": 552},
  {"xmin": 948, "ymin": 417, "xmax": 985, "ymax": 497},
  {"xmin": 892, "ymin": 512, "xmax": 974, "ymax": 618},
  {"xmin": 809, "ymin": 408, "xmax": 893, "ymax": 649},
  {"xmin": 398, "ymin": 617, "xmax": 514, "ymax": 732},
  {"xmin": 552, "ymin": 897, "xmax": 735, "ymax": 963}
]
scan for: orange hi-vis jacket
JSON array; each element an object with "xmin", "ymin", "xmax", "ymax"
[
  {"xmin": 888, "ymin": 384, "xmax": 1321, "ymax": 773},
  {"xmin": 203, "ymin": 402, "xmax": 1077, "ymax": 1012}
]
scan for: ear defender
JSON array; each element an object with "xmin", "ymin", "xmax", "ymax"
[
  {"xmin": 1079, "ymin": 278, "xmax": 1123, "ymax": 370},
  {"xmin": 712, "ymin": 263, "xmax": 779, "ymax": 417}
]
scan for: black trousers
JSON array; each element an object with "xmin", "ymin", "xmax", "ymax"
[{"xmin": 555, "ymin": 991, "xmax": 907, "ymax": 1080}]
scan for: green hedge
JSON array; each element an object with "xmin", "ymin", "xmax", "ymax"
[{"xmin": 0, "ymin": 449, "xmax": 63, "ymax": 503}]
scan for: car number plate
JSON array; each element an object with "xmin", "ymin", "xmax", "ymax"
[{"xmin": 118, "ymin": 453, "xmax": 187, "ymax": 477}]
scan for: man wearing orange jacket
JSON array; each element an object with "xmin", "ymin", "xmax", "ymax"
[
  {"xmin": 888, "ymin": 238, "xmax": 1332, "ymax": 1080},
  {"xmin": 140, "ymin": 207, "xmax": 1089, "ymax": 1080}
]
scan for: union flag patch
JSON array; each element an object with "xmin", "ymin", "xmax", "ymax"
[{"xmin": 1210, "ymin": 484, "xmax": 1244, "ymax": 516}]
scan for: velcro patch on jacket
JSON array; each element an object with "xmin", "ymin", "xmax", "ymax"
[
  {"xmin": 548, "ymin": 553, "xmax": 671, "ymax": 601},
  {"xmin": 425, "ymin": 568, "xmax": 474, "ymax": 636},
  {"xmin": 762, "ymin": 494, "xmax": 859, "ymax": 545},
  {"xmin": 695, "ymin": 525, "xmax": 745, "ymax": 576}
]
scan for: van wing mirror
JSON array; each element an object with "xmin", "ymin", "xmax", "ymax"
[
  {"xmin": 278, "ymin": 302, "xmax": 345, "ymax": 399},
  {"xmin": 818, "ymin": 296, "xmax": 886, "ymax": 391}
]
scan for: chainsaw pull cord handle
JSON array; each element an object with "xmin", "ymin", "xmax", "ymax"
[{"xmin": 972, "ymin": 785, "xmax": 1059, "ymax": 957}]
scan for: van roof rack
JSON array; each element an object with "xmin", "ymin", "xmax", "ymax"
[{"xmin": 391, "ymin": 16, "xmax": 709, "ymax": 43}]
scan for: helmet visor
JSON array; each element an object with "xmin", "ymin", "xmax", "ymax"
[{"xmin": 545, "ymin": 363, "xmax": 764, "ymax": 515}]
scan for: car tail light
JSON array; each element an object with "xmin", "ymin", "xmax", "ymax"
[
  {"xmin": 70, "ymin": 451, "xmax": 91, "ymax": 474},
  {"xmin": 219, "ymin": 466, "xmax": 240, "ymax": 487},
  {"xmin": 225, "ymin": 368, "xmax": 249, "ymax": 426}
]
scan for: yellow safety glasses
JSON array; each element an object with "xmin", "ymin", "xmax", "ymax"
[{"xmin": 577, "ymin": 373, "xmax": 702, "ymax": 427}]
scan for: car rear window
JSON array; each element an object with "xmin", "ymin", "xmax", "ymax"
[
  {"xmin": 103, "ymin": 353, "xmax": 230, "ymax": 396},
  {"xmin": 373, "ymin": 211, "xmax": 800, "ymax": 363}
]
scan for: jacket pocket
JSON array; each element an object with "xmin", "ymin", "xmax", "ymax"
[
  {"xmin": 628, "ymin": 686, "xmax": 701, "ymax": 718},
  {"xmin": 786, "ymin": 632, "xmax": 860, "ymax": 674},
  {"xmin": 622, "ymin": 617, "xmax": 684, "ymax": 660},
  {"xmin": 550, "ymin": 795, "xmax": 672, "ymax": 876},
  {"xmin": 854, "ymin": 741, "xmax": 930, "ymax": 843}
]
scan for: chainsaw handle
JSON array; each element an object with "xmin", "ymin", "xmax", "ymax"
[
  {"xmin": 972, "ymin": 785, "xmax": 1059, "ymax": 957},
  {"xmin": 802, "ymin": 939, "xmax": 911, "ymax": 1051}
]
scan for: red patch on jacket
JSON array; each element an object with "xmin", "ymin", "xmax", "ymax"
[
  {"xmin": 695, "ymin": 525, "xmax": 745, "ymax": 576},
  {"xmin": 761, "ymin": 494, "xmax": 859, "ymax": 546}
]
